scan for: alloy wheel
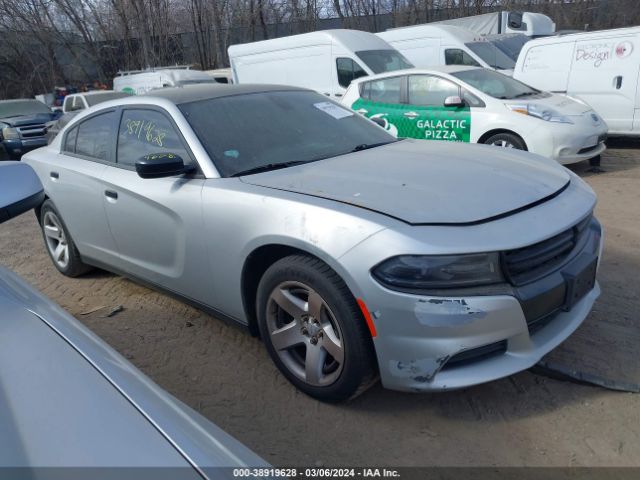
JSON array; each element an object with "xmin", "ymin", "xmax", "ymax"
[
  {"xmin": 43, "ymin": 211, "xmax": 70, "ymax": 269},
  {"xmin": 266, "ymin": 281, "xmax": 345, "ymax": 387}
]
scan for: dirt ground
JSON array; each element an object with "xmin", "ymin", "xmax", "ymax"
[{"xmin": 1, "ymin": 143, "xmax": 639, "ymax": 467}]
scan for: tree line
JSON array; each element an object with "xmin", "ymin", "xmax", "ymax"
[{"xmin": 1, "ymin": 0, "xmax": 638, "ymax": 99}]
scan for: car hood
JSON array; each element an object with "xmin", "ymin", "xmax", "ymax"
[
  {"xmin": 0, "ymin": 112, "xmax": 55, "ymax": 127},
  {"xmin": 240, "ymin": 140, "xmax": 570, "ymax": 225},
  {"xmin": 505, "ymin": 93, "xmax": 593, "ymax": 116}
]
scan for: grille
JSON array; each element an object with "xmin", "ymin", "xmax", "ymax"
[
  {"xmin": 17, "ymin": 124, "xmax": 47, "ymax": 139},
  {"xmin": 502, "ymin": 215, "xmax": 592, "ymax": 286}
]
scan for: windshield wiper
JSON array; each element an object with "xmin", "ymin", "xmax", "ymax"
[
  {"xmin": 351, "ymin": 141, "xmax": 396, "ymax": 152},
  {"xmin": 230, "ymin": 160, "xmax": 307, "ymax": 177}
]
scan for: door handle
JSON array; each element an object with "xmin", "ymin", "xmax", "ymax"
[
  {"xmin": 323, "ymin": 92, "xmax": 331, "ymax": 96},
  {"xmin": 104, "ymin": 190, "xmax": 118, "ymax": 200},
  {"xmin": 403, "ymin": 111, "xmax": 419, "ymax": 119},
  {"xmin": 50, "ymin": 171, "xmax": 59, "ymax": 179},
  {"xmin": 614, "ymin": 76, "xmax": 623, "ymax": 89},
  {"xmin": 334, "ymin": 93, "xmax": 343, "ymax": 97}
]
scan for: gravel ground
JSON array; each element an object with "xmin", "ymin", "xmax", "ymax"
[{"xmin": 1, "ymin": 143, "xmax": 639, "ymax": 467}]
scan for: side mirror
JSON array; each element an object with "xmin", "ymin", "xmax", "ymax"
[
  {"xmin": 444, "ymin": 95, "xmax": 465, "ymax": 108},
  {"xmin": 135, "ymin": 153, "xmax": 195, "ymax": 179},
  {"xmin": 0, "ymin": 162, "xmax": 44, "ymax": 224}
]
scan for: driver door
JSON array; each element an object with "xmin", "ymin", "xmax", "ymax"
[{"xmin": 100, "ymin": 107, "xmax": 211, "ymax": 304}]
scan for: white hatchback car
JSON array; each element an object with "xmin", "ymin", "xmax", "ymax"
[{"xmin": 341, "ymin": 66, "xmax": 608, "ymax": 165}]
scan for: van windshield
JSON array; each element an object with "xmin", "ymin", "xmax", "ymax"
[
  {"xmin": 452, "ymin": 68, "xmax": 542, "ymax": 100},
  {"xmin": 355, "ymin": 50, "xmax": 413, "ymax": 74},
  {"xmin": 464, "ymin": 42, "xmax": 516, "ymax": 70},
  {"xmin": 485, "ymin": 34, "xmax": 530, "ymax": 61},
  {"xmin": 180, "ymin": 90, "xmax": 396, "ymax": 177}
]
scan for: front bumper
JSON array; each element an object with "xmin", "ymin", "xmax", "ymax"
[
  {"xmin": 2, "ymin": 138, "xmax": 47, "ymax": 160},
  {"xmin": 366, "ymin": 218, "xmax": 603, "ymax": 392},
  {"xmin": 526, "ymin": 121, "xmax": 608, "ymax": 165}
]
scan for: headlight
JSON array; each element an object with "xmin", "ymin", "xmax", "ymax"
[
  {"xmin": 1, "ymin": 127, "xmax": 20, "ymax": 140},
  {"xmin": 506, "ymin": 103, "xmax": 573, "ymax": 124},
  {"xmin": 372, "ymin": 253, "xmax": 504, "ymax": 290}
]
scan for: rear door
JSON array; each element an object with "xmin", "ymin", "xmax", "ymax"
[
  {"xmin": 404, "ymin": 74, "xmax": 471, "ymax": 142},
  {"xmin": 100, "ymin": 107, "xmax": 210, "ymax": 303},
  {"xmin": 48, "ymin": 110, "xmax": 119, "ymax": 264},
  {"xmin": 567, "ymin": 34, "xmax": 639, "ymax": 133},
  {"xmin": 350, "ymin": 75, "xmax": 406, "ymax": 137}
]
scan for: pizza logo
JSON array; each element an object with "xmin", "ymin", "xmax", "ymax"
[{"xmin": 615, "ymin": 41, "xmax": 633, "ymax": 59}]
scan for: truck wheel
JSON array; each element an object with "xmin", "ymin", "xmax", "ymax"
[
  {"xmin": 484, "ymin": 132, "xmax": 527, "ymax": 150},
  {"xmin": 257, "ymin": 254, "xmax": 378, "ymax": 402},
  {"xmin": 40, "ymin": 200, "xmax": 92, "ymax": 277}
]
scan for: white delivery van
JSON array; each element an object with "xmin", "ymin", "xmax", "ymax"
[
  {"xmin": 113, "ymin": 67, "xmax": 215, "ymax": 95},
  {"xmin": 434, "ymin": 11, "xmax": 556, "ymax": 37},
  {"xmin": 228, "ymin": 29, "xmax": 413, "ymax": 99},
  {"xmin": 515, "ymin": 27, "xmax": 640, "ymax": 135},
  {"xmin": 377, "ymin": 25, "xmax": 517, "ymax": 74}
]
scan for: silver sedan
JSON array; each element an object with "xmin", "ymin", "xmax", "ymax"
[{"xmin": 24, "ymin": 84, "xmax": 603, "ymax": 402}]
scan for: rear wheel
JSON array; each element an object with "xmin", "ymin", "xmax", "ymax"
[
  {"xmin": 483, "ymin": 132, "xmax": 527, "ymax": 150},
  {"xmin": 40, "ymin": 200, "xmax": 91, "ymax": 277},
  {"xmin": 257, "ymin": 255, "xmax": 377, "ymax": 402}
]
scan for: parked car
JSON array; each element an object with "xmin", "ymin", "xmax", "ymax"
[
  {"xmin": 25, "ymin": 84, "xmax": 603, "ymax": 402},
  {"xmin": 0, "ymin": 161, "xmax": 269, "ymax": 473},
  {"xmin": 229, "ymin": 29, "xmax": 413, "ymax": 100},
  {"xmin": 376, "ymin": 25, "xmax": 517, "ymax": 74},
  {"xmin": 113, "ymin": 67, "xmax": 216, "ymax": 95},
  {"xmin": 47, "ymin": 90, "xmax": 132, "ymax": 143},
  {"xmin": 514, "ymin": 26, "xmax": 640, "ymax": 136},
  {"xmin": 0, "ymin": 99, "xmax": 60, "ymax": 160},
  {"xmin": 341, "ymin": 66, "xmax": 607, "ymax": 165}
]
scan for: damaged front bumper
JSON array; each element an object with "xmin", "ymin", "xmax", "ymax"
[{"xmin": 363, "ymin": 218, "xmax": 603, "ymax": 392}]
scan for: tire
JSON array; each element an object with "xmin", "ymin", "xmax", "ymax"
[
  {"xmin": 483, "ymin": 132, "xmax": 527, "ymax": 150},
  {"xmin": 257, "ymin": 254, "xmax": 378, "ymax": 402},
  {"xmin": 39, "ymin": 200, "xmax": 92, "ymax": 277}
]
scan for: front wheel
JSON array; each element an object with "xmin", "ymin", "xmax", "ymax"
[
  {"xmin": 257, "ymin": 255, "xmax": 377, "ymax": 402},
  {"xmin": 483, "ymin": 132, "xmax": 527, "ymax": 150}
]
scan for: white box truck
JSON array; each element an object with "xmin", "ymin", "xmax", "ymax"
[
  {"xmin": 514, "ymin": 27, "xmax": 640, "ymax": 135},
  {"xmin": 228, "ymin": 29, "xmax": 413, "ymax": 99},
  {"xmin": 377, "ymin": 25, "xmax": 517, "ymax": 74},
  {"xmin": 434, "ymin": 11, "xmax": 556, "ymax": 37},
  {"xmin": 113, "ymin": 67, "xmax": 216, "ymax": 95}
]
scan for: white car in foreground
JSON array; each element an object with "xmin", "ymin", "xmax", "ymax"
[{"xmin": 341, "ymin": 66, "xmax": 608, "ymax": 165}]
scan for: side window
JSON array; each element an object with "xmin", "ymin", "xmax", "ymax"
[
  {"xmin": 74, "ymin": 111, "xmax": 116, "ymax": 160},
  {"xmin": 461, "ymin": 88, "xmax": 485, "ymax": 108},
  {"xmin": 117, "ymin": 109, "xmax": 191, "ymax": 167},
  {"xmin": 363, "ymin": 77, "xmax": 402, "ymax": 104},
  {"xmin": 336, "ymin": 58, "xmax": 368, "ymax": 88},
  {"xmin": 63, "ymin": 126, "xmax": 78, "ymax": 153},
  {"xmin": 408, "ymin": 75, "xmax": 459, "ymax": 107},
  {"xmin": 445, "ymin": 49, "xmax": 481, "ymax": 67},
  {"xmin": 62, "ymin": 96, "xmax": 73, "ymax": 113}
]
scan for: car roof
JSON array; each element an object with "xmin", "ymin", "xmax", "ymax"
[
  {"xmin": 350, "ymin": 65, "xmax": 480, "ymax": 83},
  {"xmin": 143, "ymin": 83, "xmax": 308, "ymax": 105},
  {"xmin": 71, "ymin": 90, "xmax": 123, "ymax": 97}
]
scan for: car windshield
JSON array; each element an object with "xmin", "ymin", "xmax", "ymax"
[
  {"xmin": 452, "ymin": 68, "xmax": 540, "ymax": 100},
  {"xmin": 464, "ymin": 42, "xmax": 516, "ymax": 70},
  {"xmin": 486, "ymin": 34, "xmax": 530, "ymax": 61},
  {"xmin": 179, "ymin": 90, "xmax": 396, "ymax": 177},
  {"xmin": 0, "ymin": 100, "xmax": 51, "ymax": 117},
  {"xmin": 85, "ymin": 92, "xmax": 131, "ymax": 106},
  {"xmin": 355, "ymin": 50, "xmax": 413, "ymax": 74}
]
